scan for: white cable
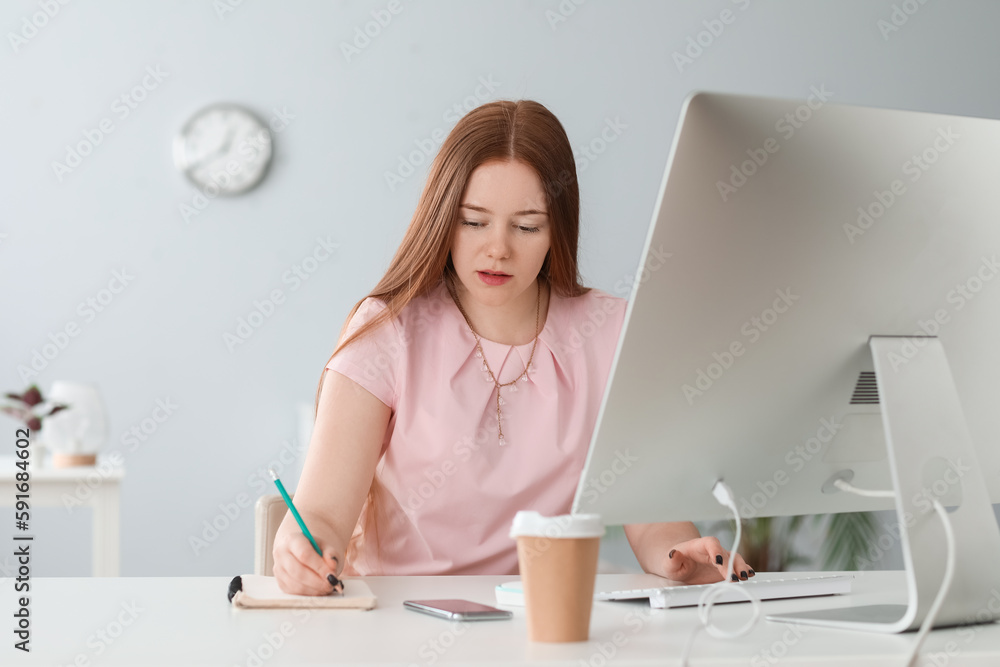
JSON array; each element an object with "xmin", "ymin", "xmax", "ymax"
[
  {"xmin": 904, "ymin": 499, "xmax": 955, "ymax": 667},
  {"xmin": 832, "ymin": 478, "xmax": 895, "ymax": 498},
  {"xmin": 679, "ymin": 480, "xmax": 762, "ymax": 667},
  {"xmin": 832, "ymin": 479, "xmax": 957, "ymax": 667}
]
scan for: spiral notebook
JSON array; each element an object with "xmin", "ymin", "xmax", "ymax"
[{"xmin": 227, "ymin": 575, "xmax": 377, "ymax": 610}]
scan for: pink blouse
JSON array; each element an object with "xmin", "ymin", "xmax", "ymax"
[{"xmin": 326, "ymin": 277, "xmax": 627, "ymax": 575}]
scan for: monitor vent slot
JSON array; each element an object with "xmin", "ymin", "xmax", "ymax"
[{"xmin": 850, "ymin": 371, "xmax": 879, "ymax": 405}]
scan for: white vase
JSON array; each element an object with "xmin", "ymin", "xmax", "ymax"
[
  {"xmin": 28, "ymin": 433, "xmax": 48, "ymax": 469},
  {"xmin": 42, "ymin": 381, "xmax": 108, "ymax": 468}
]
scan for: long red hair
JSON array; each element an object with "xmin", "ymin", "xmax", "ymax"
[{"xmin": 317, "ymin": 99, "xmax": 589, "ymax": 573}]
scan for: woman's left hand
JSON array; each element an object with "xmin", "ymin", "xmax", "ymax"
[{"xmin": 656, "ymin": 536, "xmax": 755, "ymax": 584}]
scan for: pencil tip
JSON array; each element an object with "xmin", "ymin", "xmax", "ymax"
[{"xmin": 267, "ymin": 468, "xmax": 278, "ymax": 480}]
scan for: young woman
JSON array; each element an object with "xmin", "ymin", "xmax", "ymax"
[{"xmin": 273, "ymin": 100, "xmax": 753, "ymax": 595}]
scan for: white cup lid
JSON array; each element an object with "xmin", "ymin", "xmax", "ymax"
[{"xmin": 509, "ymin": 511, "xmax": 605, "ymax": 539}]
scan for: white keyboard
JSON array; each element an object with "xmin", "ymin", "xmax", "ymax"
[{"xmin": 597, "ymin": 573, "xmax": 854, "ymax": 609}]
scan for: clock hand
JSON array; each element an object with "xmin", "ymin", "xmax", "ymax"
[
  {"xmin": 216, "ymin": 127, "xmax": 237, "ymax": 157},
  {"xmin": 187, "ymin": 127, "xmax": 237, "ymax": 171}
]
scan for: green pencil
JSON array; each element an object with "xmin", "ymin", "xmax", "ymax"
[
  {"xmin": 268, "ymin": 467, "xmax": 322, "ymax": 554},
  {"xmin": 268, "ymin": 468, "xmax": 343, "ymax": 593}
]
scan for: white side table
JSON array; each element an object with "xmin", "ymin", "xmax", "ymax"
[{"xmin": 0, "ymin": 455, "xmax": 124, "ymax": 576}]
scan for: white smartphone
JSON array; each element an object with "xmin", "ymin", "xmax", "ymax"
[{"xmin": 402, "ymin": 599, "xmax": 513, "ymax": 621}]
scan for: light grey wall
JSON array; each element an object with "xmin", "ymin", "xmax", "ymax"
[{"xmin": 2, "ymin": 0, "xmax": 999, "ymax": 578}]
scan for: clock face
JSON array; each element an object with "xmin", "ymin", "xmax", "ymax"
[{"xmin": 174, "ymin": 104, "xmax": 273, "ymax": 195}]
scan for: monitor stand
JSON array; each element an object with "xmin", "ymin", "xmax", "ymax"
[{"xmin": 768, "ymin": 336, "xmax": 1000, "ymax": 632}]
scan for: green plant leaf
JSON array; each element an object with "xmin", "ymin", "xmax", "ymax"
[
  {"xmin": 710, "ymin": 512, "xmax": 880, "ymax": 572},
  {"xmin": 821, "ymin": 512, "xmax": 880, "ymax": 570}
]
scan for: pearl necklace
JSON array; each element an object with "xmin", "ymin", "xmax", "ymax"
[{"xmin": 446, "ymin": 276, "xmax": 541, "ymax": 446}]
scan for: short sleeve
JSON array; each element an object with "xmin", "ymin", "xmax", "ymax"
[
  {"xmin": 589, "ymin": 289, "xmax": 628, "ymax": 356},
  {"xmin": 325, "ymin": 297, "xmax": 400, "ymax": 409}
]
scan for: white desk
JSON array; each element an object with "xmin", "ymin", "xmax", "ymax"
[
  {"xmin": 3, "ymin": 571, "xmax": 999, "ymax": 665},
  {"xmin": 0, "ymin": 456, "xmax": 123, "ymax": 576}
]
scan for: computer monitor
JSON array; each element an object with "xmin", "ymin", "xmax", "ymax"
[{"xmin": 572, "ymin": 91, "xmax": 1000, "ymax": 632}]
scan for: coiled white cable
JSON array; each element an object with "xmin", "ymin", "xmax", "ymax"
[
  {"xmin": 832, "ymin": 479, "xmax": 956, "ymax": 667},
  {"xmin": 680, "ymin": 480, "xmax": 762, "ymax": 667}
]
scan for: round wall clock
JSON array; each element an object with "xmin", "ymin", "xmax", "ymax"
[{"xmin": 174, "ymin": 104, "xmax": 273, "ymax": 195}]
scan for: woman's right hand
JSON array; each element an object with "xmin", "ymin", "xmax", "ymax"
[
  {"xmin": 272, "ymin": 527, "xmax": 343, "ymax": 596},
  {"xmin": 270, "ymin": 368, "xmax": 390, "ymax": 595}
]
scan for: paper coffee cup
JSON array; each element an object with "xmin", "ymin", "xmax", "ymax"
[{"xmin": 510, "ymin": 511, "xmax": 604, "ymax": 642}]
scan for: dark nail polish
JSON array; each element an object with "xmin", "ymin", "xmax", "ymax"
[
  {"xmin": 668, "ymin": 549, "xmax": 675, "ymax": 559},
  {"xmin": 715, "ymin": 555, "xmax": 723, "ymax": 565},
  {"xmin": 740, "ymin": 571, "xmax": 748, "ymax": 580},
  {"xmin": 327, "ymin": 573, "xmax": 342, "ymax": 590},
  {"xmin": 731, "ymin": 574, "xmax": 739, "ymax": 582},
  {"xmin": 749, "ymin": 569, "xmax": 756, "ymax": 576}
]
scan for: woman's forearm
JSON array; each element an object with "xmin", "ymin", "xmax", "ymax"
[{"xmin": 623, "ymin": 521, "xmax": 701, "ymax": 574}]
